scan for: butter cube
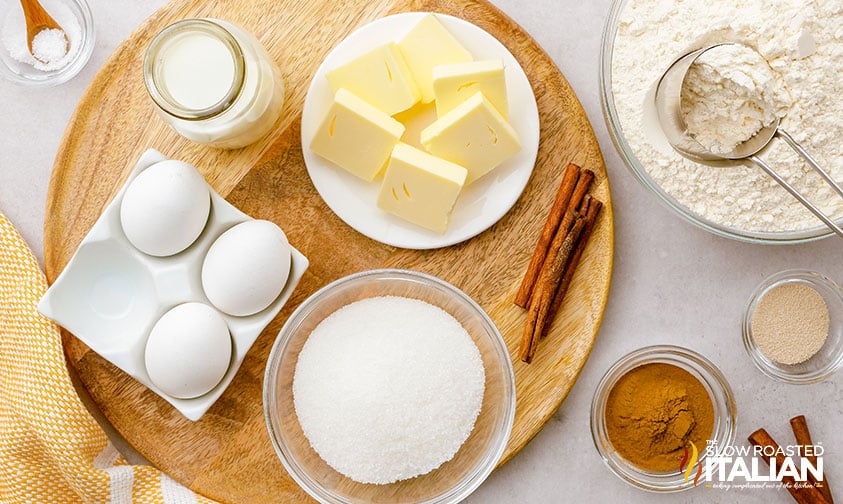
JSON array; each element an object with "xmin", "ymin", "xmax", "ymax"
[
  {"xmin": 433, "ymin": 59, "xmax": 508, "ymax": 119},
  {"xmin": 398, "ymin": 14, "xmax": 473, "ymax": 103},
  {"xmin": 377, "ymin": 143, "xmax": 467, "ymax": 233},
  {"xmin": 327, "ymin": 43, "xmax": 420, "ymax": 115},
  {"xmin": 310, "ymin": 89, "xmax": 405, "ymax": 181},
  {"xmin": 392, "ymin": 101, "xmax": 437, "ymax": 149},
  {"xmin": 420, "ymin": 92, "xmax": 520, "ymax": 184}
]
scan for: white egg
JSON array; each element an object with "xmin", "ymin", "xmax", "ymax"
[
  {"xmin": 202, "ymin": 220, "xmax": 292, "ymax": 317},
  {"xmin": 120, "ymin": 160, "xmax": 210, "ymax": 257},
  {"xmin": 144, "ymin": 302, "xmax": 232, "ymax": 399}
]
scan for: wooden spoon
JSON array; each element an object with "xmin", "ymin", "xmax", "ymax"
[{"xmin": 19, "ymin": 0, "xmax": 69, "ymax": 63}]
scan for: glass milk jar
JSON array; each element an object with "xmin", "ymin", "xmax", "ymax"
[{"xmin": 143, "ymin": 18, "xmax": 284, "ymax": 149}]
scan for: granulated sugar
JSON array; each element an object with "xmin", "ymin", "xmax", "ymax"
[
  {"xmin": 292, "ymin": 295, "xmax": 485, "ymax": 485},
  {"xmin": 612, "ymin": 0, "xmax": 843, "ymax": 233},
  {"xmin": 751, "ymin": 283, "xmax": 829, "ymax": 365}
]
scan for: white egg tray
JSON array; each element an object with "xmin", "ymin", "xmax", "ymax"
[{"xmin": 38, "ymin": 149, "xmax": 308, "ymax": 421}]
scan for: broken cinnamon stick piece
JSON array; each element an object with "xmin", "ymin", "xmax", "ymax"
[
  {"xmin": 549, "ymin": 169, "xmax": 594, "ymax": 271},
  {"xmin": 578, "ymin": 193, "xmax": 594, "ymax": 215},
  {"xmin": 570, "ymin": 169, "xmax": 595, "ymax": 210},
  {"xmin": 791, "ymin": 416, "xmax": 834, "ymax": 504},
  {"xmin": 519, "ymin": 284, "xmax": 546, "ymax": 364},
  {"xmin": 748, "ymin": 428, "xmax": 831, "ymax": 504},
  {"xmin": 519, "ymin": 216, "xmax": 585, "ymax": 363},
  {"xmin": 541, "ymin": 196, "xmax": 602, "ymax": 339},
  {"xmin": 515, "ymin": 163, "xmax": 581, "ymax": 308}
]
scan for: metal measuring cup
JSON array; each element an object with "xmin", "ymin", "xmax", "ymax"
[{"xmin": 654, "ymin": 42, "xmax": 843, "ymax": 239}]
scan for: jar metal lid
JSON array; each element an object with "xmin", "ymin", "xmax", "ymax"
[{"xmin": 143, "ymin": 18, "xmax": 246, "ymax": 121}]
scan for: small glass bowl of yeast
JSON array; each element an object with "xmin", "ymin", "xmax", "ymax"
[
  {"xmin": 743, "ymin": 269, "xmax": 843, "ymax": 384},
  {"xmin": 590, "ymin": 345, "xmax": 737, "ymax": 492}
]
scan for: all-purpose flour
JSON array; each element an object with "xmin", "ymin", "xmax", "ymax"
[
  {"xmin": 681, "ymin": 44, "xmax": 790, "ymax": 156},
  {"xmin": 612, "ymin": 0, "xmax": 843, "ymax": 233}
]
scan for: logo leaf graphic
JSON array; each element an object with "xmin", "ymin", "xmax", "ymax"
[
  {"xmin": 683, "ymin": 442, "xmax": 699, "ymax": 485},
  {"xmin": 694, "ymin": 460, "xmax": 703, "ymax": 487},
  {"xmin": 679, "ymin": 445, "xmax": 689, "ymax": 473}
]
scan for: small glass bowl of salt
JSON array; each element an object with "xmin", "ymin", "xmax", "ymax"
[
  {"xmin": 0, "ymin": 0, "xmax": 94, "ymax": 86},
  {"xmin": 743, "ymin": 269, "xmax": 843, "ymax": 384}
]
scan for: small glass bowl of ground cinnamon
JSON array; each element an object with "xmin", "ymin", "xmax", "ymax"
[
  {"xmin": 743, "ymin": 269, "xmax": 843, "ymax": 384},
  {"xmin": 590, "ymin": 345, "xmax": 737, "ymax": 492}
]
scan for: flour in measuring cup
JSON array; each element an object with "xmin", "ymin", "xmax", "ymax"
[
  {"xmin": 681, "ymin": 44, "xmax": 791, "ymax": 156},
  {"xmin": 612, "ymin": 0, "xmax": 843, "ymax": 233}
]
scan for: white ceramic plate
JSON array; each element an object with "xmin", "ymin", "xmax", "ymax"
[
  {"xmin": 301, "ymin": 12, "xmax": 540, "ymax": 250},
  {"xmin": 38, "ymin": 149, "xmax": 308, "ymax": 421}
]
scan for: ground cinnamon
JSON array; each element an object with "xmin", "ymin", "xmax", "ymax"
[{"xmin": 605, "ymin": 363, "xmax": 715, "ymax": 472}]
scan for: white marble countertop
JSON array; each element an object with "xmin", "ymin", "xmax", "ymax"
[{"xmin": 1, "ymin": 1, "xmax": 840, "ymax": 503}]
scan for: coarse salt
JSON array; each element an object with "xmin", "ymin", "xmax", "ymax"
[
  {"xmin": 31, "ymin": 29, "xmax": 68, "ymax": 64},
  {"xmin": 1, "ymin": 0, "xmax": 81, "ymax": 72},
  {"xmin": 292, "ymin": 295, "xmax": 485, "ymax": 485}
]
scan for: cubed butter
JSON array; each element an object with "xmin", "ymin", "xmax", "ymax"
[
  {"xmin": 392, "ymin": 101, "xmax": 437, "ymax": 149},
  {"xmin": 326, "ymin": 43, "xmax": 420, "ymax": 115},
  {"xmin": 310, "ymin": 89, "xmax": 405, "ymax": 181},
  {"xmin": 397, "ymin": 14, "xmax": 473, "ymax": 103},
  {"xmin": 420, "ymin": 92, "xmax": 520, "ymax": 184},
  {"xmin": 377, "ymin": 143, "xmax": 467, "ymax": 233},
  {"xmin": 433, "ymin": 59, "xmax": 508, "ymax": 119}
]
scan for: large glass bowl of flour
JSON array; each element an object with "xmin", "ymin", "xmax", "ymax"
[
  {"xmin": 600, "ymin": 0, "xmax": 843, "ymax": 243},
  {"xmin": 263, "ymin": 269, "xmax": 516, "ymax": 504}
]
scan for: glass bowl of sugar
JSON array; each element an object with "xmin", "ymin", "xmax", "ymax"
[
  {"xmin": 743, "ymin": 269, "xmax": 843, "ymax": 384},
  {"xmin": 263, "ymin": 269, "xmax": 516, "ymax": 504},
  {"xmin": 600, "ymin": 0, "xmax": 841, "ymax": 244},
  {"xmin": 0, "ymin": 0, "xmax": 94, "ymax": 86}
]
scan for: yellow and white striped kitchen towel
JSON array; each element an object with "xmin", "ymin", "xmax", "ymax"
[{"xmin": 0, "ymin": 212, "xmax": 218, "ymax": 504}]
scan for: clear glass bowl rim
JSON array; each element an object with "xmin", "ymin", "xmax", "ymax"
[
  {"xmin": 262, "ymin": 268, "xmax": 517, "ymax": 504},
  {"xmin": 598, "ymin": 0, "xmax": 833, "ymax": 244}
]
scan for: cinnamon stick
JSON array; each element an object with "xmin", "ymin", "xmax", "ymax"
[
  {"xmin": 791, "ymin": 416, "xmax": 833, "ymax": 503},
  {"xmin": 522, "ymin": 168, "xmax": 594, "ymax": 306},
  {"xmin": 552, "ymin": 169, "xmax": 594, "ymax": 257},
  {"xmin": 520, "ymin": 289, "xmax": 543, "ymax": 364},
  {"xmin": 519, "ymin": 216, "xmax": 585, "ymax": 363},
  {"xmin": 515, "ymin": 163, "xmax": 581, "ymax": 308},
  {"xmin": 519, "ymin": 210, "xmax": 573, "ymax": 364},
  {"xmin": 541, "ymin": 196, "xmax": 603, "ymax": 339},
  {"xmin": 748, "ymin": 428, "xmax": 831, "ymax": 504}
]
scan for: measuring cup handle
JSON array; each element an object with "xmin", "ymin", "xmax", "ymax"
[
  {"xmin": 776, "ymin": 129, "xmax": 843, "ymax": 199},
  {"xmin": 748, "ymin": 155, "xmax": 843, "ymax": 240}
]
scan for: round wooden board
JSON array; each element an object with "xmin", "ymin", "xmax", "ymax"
[{"xmin": 44, "ymin": 0, "xmax": 614, "ymax": 502}]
